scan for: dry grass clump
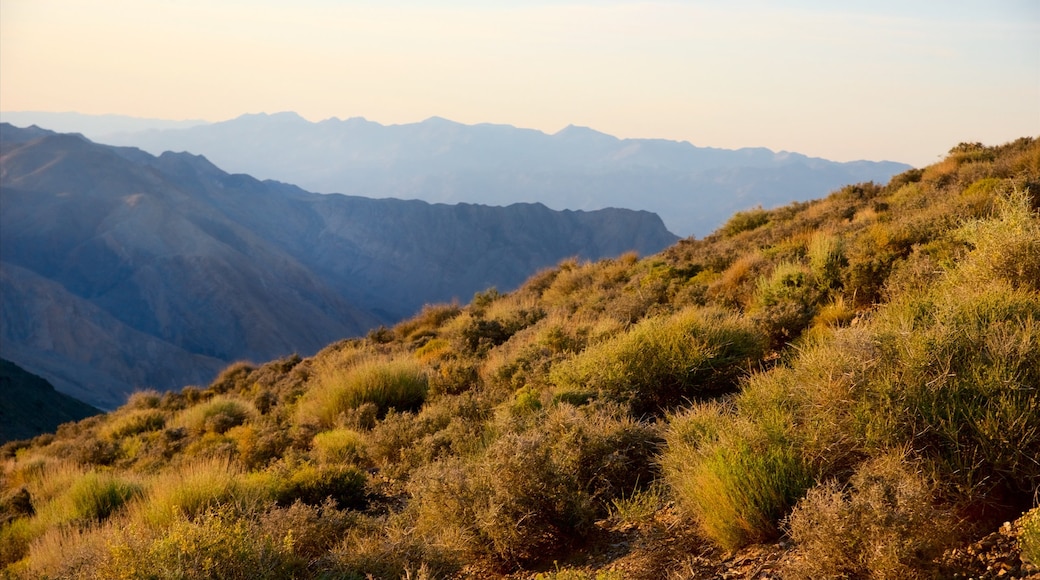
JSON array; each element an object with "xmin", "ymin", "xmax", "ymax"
[
  {"xmin": 782, "ymin": 454, "xmax": 957, "ymax": 579},
  {"xmin": 300, "ymin": 356, "xmax": 429, "ymax": 426},
  {"xmin": 137, "ymin": 457, "xmax": 258, "ymax": 528},
  {"xmin": 173, "ymin": 395, "xmax": 257, "ymax": 435},
  {"xmin": 100, "ymin": 408, "xmax": 166, "ymax": 440}
]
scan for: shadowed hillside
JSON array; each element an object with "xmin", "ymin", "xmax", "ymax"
[
  {"xmin": 1, "ymin": 138, "xmax": 1038, "ymax": 578},
  {"xmin": 0, "ymin": 124, "xmax": 677, "ymax": 409},
  {"xmin": 0, "ymin": 359, "xmax": 101, "ymax": 443}
]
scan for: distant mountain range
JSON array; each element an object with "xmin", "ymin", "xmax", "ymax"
[
  {"xmin": 0, "ymin": 112, "xmax": 912, "ymax": 237},
  {"xmin": 0, "ymin": 123, "xmax": 677, "ymax": 409}
]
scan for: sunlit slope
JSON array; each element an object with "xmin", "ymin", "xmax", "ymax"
[{"xmin": 2, "ymin": 138, "xmax": 1038, "ymax": 578}]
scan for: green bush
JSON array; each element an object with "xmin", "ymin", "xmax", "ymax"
[
  {"xmin": 140, "ymin": 458, "xmax": 258, "ymax": 528},
  {"xmin": 1021, "ymin": 507, "xmax": 1040, "ymax": 566},
  {"xmin": 662, "ymin": 403, "xmax": 811, "ymax": 550},
  {"xmin": 275, "ymin": 463, "xmax": 366, "ymax": 509},
  {"xmin": 311, "ymin": 428, "xmax": 365, "ymax": 464},
  {"xmin": 550, "ymin": 307, "xmax": 765, "ymax": 415},
  {"xmin": 0, "ymin": 517, "xmax": 36, "ymax": 568},
  {"xmin": 63, "ymin": 470, "xmax": 142, "ymax": 524},
  {"xmin": 750, "ymin": 261, "xmax": 820, "ymax": 346},
  {"xmin": 865, "ymin": 283, "xmax": 1040, "ymax": 500},
  {"xmin": 721, "ymin": 206, "xmax": 770, "ymax": 236},
  {"xmin": 175, "ymin": 396, "xmax": 256, "ymax": 435}
]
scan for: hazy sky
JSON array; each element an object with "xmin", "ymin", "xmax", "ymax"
[{"xmin": 2, "ymin": 0, "xmax": 1037, "ymax": 166}]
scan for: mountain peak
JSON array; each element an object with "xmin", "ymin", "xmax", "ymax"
[{"xmin": 554, "ymin": 124, "xmax": 615, "ymax": 141}]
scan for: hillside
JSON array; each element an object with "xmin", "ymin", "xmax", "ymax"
[
  {"xmin": 0, "ymin": 124, "xmax": 677, "ymax": 409},
  {"xmin": 8, "ymin": 111, "xmax": 911, "ymax": 236},
  {"xmin": 0, "ymin": 359, "xmax": 101, "ymax": 443},
  {"xmin": 1, "ymin": 138, "xmax": 1038, "ymax": 578}
]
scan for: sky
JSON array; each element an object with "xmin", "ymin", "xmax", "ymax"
[{"xmin": 1, "ymin": 0, "xmax": 1038, "ymax": 167}]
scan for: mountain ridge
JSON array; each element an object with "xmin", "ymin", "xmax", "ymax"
[
  {"xmin": 2, "ymin": 111, "xmax": 911, "ymax": 236},
  {"xmin": 0, "ymin": 123, "xmax": 677, "ymax": 409}
]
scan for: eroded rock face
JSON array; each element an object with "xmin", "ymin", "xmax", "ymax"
[{"xmin": 0, "ymin": 124, "xmax": 677, "ymax": 408}]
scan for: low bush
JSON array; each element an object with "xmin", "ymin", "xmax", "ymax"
[
  {"xmin": 408, "ymin": 404, "xmax": 658, "ymax": 565},
  {"xmin": 274, "ymin": 462, "xmax": 366, "ymax": 509},
  {"xmin": 138, "ymin": 457, "xmax": 258, "ymax": 528},
  {"xmin": 782, "ymin": 454, "xmax": 956, "ymax": 579},
  {"xmin": 662, "ymin": 402, "xmax": 811, "ymax": 550},
  {"xmin": 721, "ymin": 206, "xmax": 770, "ymax": 236},
  {"xmin": 101, "ymin": 409, "xmax": 166, "ymax": 440},
  {"xmin": 174, "ymin": 396, "xmax": 257, "ymax": 435},
  {"xmin": 750, "ymin": 261, "xmax": 820, "ymax": 346},
  {"xmin": 550, "ymin": 307, "xmax": 765, "ymax": 415},
  {"xmin": 311, "ymin": 427, "xmax": 365, "ymax": 464},
  {"xmin": 1021, "ymin": 507, "xmax": 1040, "ymax": 566}
]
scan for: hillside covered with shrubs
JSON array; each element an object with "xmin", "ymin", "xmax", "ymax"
[{"xmin": 2, "ymin": 138, "xmax": 1039, "ymax": 578}]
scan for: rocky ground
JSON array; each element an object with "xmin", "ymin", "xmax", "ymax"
[{"xmin": 451, "ymin": 505, "xmax": 1039, "ymax": 579}]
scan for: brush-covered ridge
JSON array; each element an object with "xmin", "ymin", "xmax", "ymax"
[{"xmin": 2, "ymin": 138, "xmax": 1039, "ymax": 579}]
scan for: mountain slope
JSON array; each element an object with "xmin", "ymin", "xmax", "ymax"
[
  {"xmin": 0, "ymin": 358, "xmax": 101, "ymax": 443},
  {"xmin": 22, "ymin": 111, "xmax": 911, "ymax": 236},
  {"xmin": 0, "ymin": 124, "xmax": 677, "ymax": 408},
  {"xmin": 0, "ymin": 137, "xmax": 1037, "ymax": 578}
]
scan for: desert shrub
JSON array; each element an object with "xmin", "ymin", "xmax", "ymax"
[
  {"xmin": 721, "ymin": 206, "xmax": 770, "ymax": 236},
  {"xmin": 782, "ymin": 454, "xmax": 956, "ymax": 580},
  {"xmin": 72, "ymin": 438, "xmax": 120, "ymax": 466},
  {"xmin": 550, "ymin": 306, "xmax": 765, "ymax": 415},
  {"xmin": 408, "ymin": 404, "xmax": 658, "ymax": 565},
  {"xmin": 865, "ymin": 283, "xmax": 1040, "ymax": 501},
  {"xmin": 208, "ymin": 361, "xmax": 256, "ymax": 395},
  {"xmin": 273, "ymin": 463, "xmax": 366, "ymax": 509},
  {"xmin": 1022, "ymin": 507, "xmax": 1040, "ymax": 566},
  {"xmin": 125, "ymin": 389, "xmax": 162, "ymax": 410},
  {"xmin": 224, "ymin": 417, "xmax": 291, "ymax": 470},
  {"xmin": 300, "ymin": 357, "xmax": 428, "ymax": 425},
  {"xmin": 102, "ymin": 504, "xmax": 309, "ymax": 580},
  {"xmin": 607, "ymin": 484, "xmax": 664, "ymax": 530},
  {"xmin": 750, "ymin": 261, "xmax": 820, "ymax": 346},
  {"xmin": 365, "ymin": 394, "xmax": 490, "ymax": 480},
  {"xmin": 311, "ymin": 428, "xmax": 365, "ymax": 464},
  {"xmin": 958, "ymin": 187, "xmax": 1040, "ymax": 292},
  {"xmin": 806, "ymin": 231, "xmax": 846, "ymax": 290},
  {"xmin": 14, "ymin": 522, "xmax": 111, "ymax": 579},
  {"xmin": 662, "ymin": 402, "xmax": 812, "ymax": 551},
  {"xmin": 332, "ymin": 514, "xmax": 460, "ymax": 579},
  {"xmin": 394, "ymin": 302, "xmax": 462, "ymax": 342},
  {"xmin": 101, "ymin": 408, "xmax": 166, "ymax": 440},
  {"xmin": 0, "ymin": 517, "xmax": 36, "ymax": 568},
  {"xmin": 174, "ymin": 396, "xmax": 257, "ymax": 435},
  {"xmin": 707, "ymin": 252, "xmax": 768, "ymax": 308},
  {"xmin": 459, "ymin": 308, "xmax": 545, "ymax": 354}
]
